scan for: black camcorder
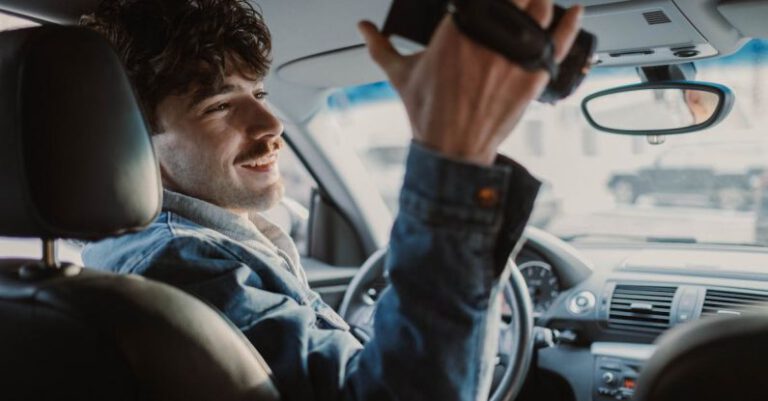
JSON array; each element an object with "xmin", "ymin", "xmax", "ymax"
[{"xmin": 383, "ymin": 0, "xmax": 597, "ymax": 103}]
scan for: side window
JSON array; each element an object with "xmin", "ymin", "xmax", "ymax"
[
  {"xmin": 0, "ymin": 13, "xmax": 37, "ymax": 30},
  {"xmin": 524, "ymin": 120, "xmax": 545, "ymax": 157},
  {"xmin": 261, "ymin": 141, "xmax": 317, "ymax": 256}
]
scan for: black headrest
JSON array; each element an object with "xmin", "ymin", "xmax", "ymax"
[
  {"xmin": 0, "ymin": 26, "xmax": 160, "ymax": 240},
  {"xmin": 634, "ymin": 313, "xmax": 768, "ymax": 401}
]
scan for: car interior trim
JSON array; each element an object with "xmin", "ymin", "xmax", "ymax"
[{"xmin": 590, "ymin": 342, "xmax": 656, "ymax": 361}]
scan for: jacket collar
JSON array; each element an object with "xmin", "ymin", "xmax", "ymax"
[{"xmin": 161, "ymin": 189, "xmax": 304, "ymax": 282}]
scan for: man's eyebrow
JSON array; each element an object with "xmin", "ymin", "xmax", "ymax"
[{"xmin": 187, "ymin": 83, "xmax": 236, "ymax": 110}]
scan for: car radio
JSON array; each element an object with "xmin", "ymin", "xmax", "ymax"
[
  {"xmin": 590, "ymin": 342, "xmax": 655, "ymax": 401},
  {"xmin": 594, "ymin": 355, "xmax": 641, "ymax": 401}
]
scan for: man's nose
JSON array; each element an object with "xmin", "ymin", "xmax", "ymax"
[{"xmin": 242, "ymin": 98, "xmax": 284, "ymax": 140}]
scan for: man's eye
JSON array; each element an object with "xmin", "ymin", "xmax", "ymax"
[
  {"xmin": 255, "ymin": 91, "xmax": 269, "ymax": 100},
  {"xmin": 205, "ymin": 103, "xmax": 230, "ymax": 114}
]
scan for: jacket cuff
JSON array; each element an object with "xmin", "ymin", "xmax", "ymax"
[
  {"xmin": 400, "ymin": 142, "xmax": 540, "ymax": 232},
  {"xmin": 492, "ymin": 153, "xmax": 542, "ymax": 272}
]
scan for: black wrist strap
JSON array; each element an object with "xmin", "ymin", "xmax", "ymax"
[{"xmin": 449, "ymin": 0, "xmax": 559, "ymax": 78}]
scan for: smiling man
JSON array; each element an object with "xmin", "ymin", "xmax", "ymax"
[
  {"xmin": 81, "ymin": 0, "xmax": 582, "ymax": 400},
  {"xmin": 153, "ymin": 72, "xmax": 285, "ymax": 213}
]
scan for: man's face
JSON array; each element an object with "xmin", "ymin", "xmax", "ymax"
[{"xmin": 152, "ymin": 71, "xmax": 285, "ymax": 216}]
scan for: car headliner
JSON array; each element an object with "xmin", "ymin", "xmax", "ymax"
[{"xmin": 0, "ymin": 0, "xmax": 766, "ymax": 122}]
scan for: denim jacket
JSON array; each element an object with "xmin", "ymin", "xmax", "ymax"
[{"xmin": 83, "ymin": 143, "xmax": 540, "ymax": 401}]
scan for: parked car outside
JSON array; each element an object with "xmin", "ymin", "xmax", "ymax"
[{"xmin": 607, "ymin": 141, "xmax": 768, "ymax": 210}]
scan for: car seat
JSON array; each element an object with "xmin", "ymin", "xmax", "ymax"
[
  {"xmin": 633, "ymin": 312, "xmax": 768, "ymax": 401},
  {"xmin": 0, "ymin": 25, "xmax": 280, "ymax": 401}
]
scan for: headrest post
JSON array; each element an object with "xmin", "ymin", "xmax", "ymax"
[{"xmin": 42, "ymin": 239, "xmax": 59, "ymax": 269}]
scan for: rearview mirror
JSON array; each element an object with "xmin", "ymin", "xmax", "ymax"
[{"xmin": 581, "ymin": 82, "xmax": 734, "ymax": 136}]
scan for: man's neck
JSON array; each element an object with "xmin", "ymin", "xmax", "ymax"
[{"xmin": 161, "ymin": 184, "xmax": 253, "ymax": 221}]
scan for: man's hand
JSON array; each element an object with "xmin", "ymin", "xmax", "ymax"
[{"xmin": 359, "ymin": 0, "xmax": 583, "ymax": 166}]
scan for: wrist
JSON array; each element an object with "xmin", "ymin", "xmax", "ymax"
[{"xmin": 413, "ymin": 139, "xmax": 496, "ymax": 166}]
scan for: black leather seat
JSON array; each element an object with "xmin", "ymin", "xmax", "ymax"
[
  {"xmin": 634, "ymin": 312, "xmax": 768, "ymax": 401},
  {"xmin": 0, "ymin": 26, "xmax": 279, "ymax": 401}
]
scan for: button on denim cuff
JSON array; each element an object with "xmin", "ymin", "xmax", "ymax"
[{"xmin": 401, "ymin": 143, "xmax": 515, "ymax": 229}]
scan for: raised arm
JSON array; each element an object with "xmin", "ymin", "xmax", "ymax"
[{"xmin": 344, "ymin": 2, "xmax": 583, "ymax": 399}]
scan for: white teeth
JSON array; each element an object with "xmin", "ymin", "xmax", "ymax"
[{"xmin": 243, "ymin": 153, "xmax": 276, "ymax": 168}]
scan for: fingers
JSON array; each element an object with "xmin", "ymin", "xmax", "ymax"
[
  {"xmin": 550, "ymin": 5, "xmax": 583, "ymax": 63},
  {"xmin": 358, "ymin": 21, "xmax": 405, "ymax": 78},
  {"xmin": 511, "ymin": 0, "xmax": 532, "ymax": 10},
  {"xmin": 526, "ymin": 0, "xmax": 553, "ymax": 29}
]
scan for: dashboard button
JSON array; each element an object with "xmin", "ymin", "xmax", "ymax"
[{"xmin": 568, "ymin": 291, "xmax": 596, "ymax": 314}]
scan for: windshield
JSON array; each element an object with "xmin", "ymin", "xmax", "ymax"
[{"xmin": 309, "ymin": 39, "xmax": 768, "ymax": 246}]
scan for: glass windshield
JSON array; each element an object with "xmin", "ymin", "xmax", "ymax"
[{"xmin": 310, "ymin": 39, "xmax": 768, "ymax": 246}]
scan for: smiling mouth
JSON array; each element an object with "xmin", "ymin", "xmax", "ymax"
[{"xmin": 240, "ymin": 153, "xmax": 278, "ymax": 172}]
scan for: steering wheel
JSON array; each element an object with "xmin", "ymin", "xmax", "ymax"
[{"xmin": 339, "ymin": 249, "xmax": 534, "ymax": 401}]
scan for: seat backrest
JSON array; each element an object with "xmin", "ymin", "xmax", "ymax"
[
  {"xmin": 634, "ymin": 312, "xmax": 768, "ymax": 401},
  {"xmin": 0, "ymin": 26, "xmax": 279, "ymax": 400},
  {"xmin": 0, "ymin": 260, "xmax": 280, "ymax": 401}
]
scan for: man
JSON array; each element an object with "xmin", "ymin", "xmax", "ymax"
[
  {"xmin": 683, "ymin": 89, "xmax": 719, "ymax": 125},
  {"xmin": 82, "ymin": 0, "xmax": 582, "ymax": 400}
]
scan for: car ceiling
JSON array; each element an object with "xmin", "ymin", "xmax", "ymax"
[{"xmin": 1, "ymin": 0, "xmax": 766, "ymax": 122}]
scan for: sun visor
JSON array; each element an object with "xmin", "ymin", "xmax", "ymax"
[
  {"xmin": 277, "ymin": 46, "xmax": 387, "ymax": 88},
  {"xmin": 717, "ymin": 0, "xmax": 768, "ymax": 38},
  {"xmin": 276, "ymin": 0, "xmax": 726, "ymax": 89}
]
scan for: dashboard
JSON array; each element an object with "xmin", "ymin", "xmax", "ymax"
[
  {"xmin": 340, "ymin": 227, "xmax": 768, "ymax": 401},
  {"xmin": 518, "ymin": 227, "xmax": 768, "ymax": 401},
  {"xmin": 517, "ymin": 257, "xmax": 561, "ymax": 315}
]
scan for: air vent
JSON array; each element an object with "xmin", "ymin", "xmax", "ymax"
[
  {"xmin": 702, "ymin": 289, "xmax": 768, "ymax": 317},
  {"xmin": 643, "ymin": 10, "xmax": 672, "ymax": 25},
  {"xmin": 609, "ymin": 285, "xmax": 677, "ymax": 333}
]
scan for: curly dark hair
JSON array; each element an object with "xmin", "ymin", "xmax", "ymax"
[{"xmin": 81, "ymin": 0, "xmax": 272, "ymax": 133}]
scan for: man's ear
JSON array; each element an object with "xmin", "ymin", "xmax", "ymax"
[
  {"xmin": 153, "ymin": 95, "xmax": 185, "ymax": 136},
  {"xmin": 150, "ymin": 108, "xmax": 169, "ymax": 136}
]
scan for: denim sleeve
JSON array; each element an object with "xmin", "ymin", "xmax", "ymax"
[
  {"xmin": 129, "ymin": 143, "xmax": 540, "ymax": 401},
  {"xmin": 343, "ymin": 143, "xmax": 541, "ymax": 401}
]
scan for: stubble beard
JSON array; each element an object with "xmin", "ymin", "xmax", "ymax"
[{"xmin": 225, "ymin": 176, "xmax": 285, "ymax": 213}]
